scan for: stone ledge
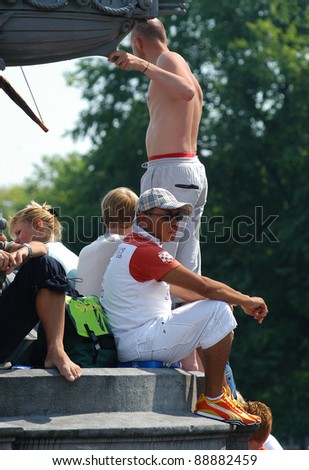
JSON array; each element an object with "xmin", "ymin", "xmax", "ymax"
[
  {"xmin": 0, "ymin": 411, "xmax": 250, "ymax": 450},
  {"xmin": 0, "ymin": 368, "xmax": 204, "ymax": 417}
]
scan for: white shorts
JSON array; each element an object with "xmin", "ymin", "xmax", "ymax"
[{"xmin": 117, "ymin": 299, "xmax": 237, "ymax": 363}]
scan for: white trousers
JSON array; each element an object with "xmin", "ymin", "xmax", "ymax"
[{"xmin": 116, "ymin": 299, "xmax": 237, "ymax": 363}]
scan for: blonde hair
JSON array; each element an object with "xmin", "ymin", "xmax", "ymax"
[
  {"xmin": 9, "ymin": 201, "xmax": 62, "ymax": 242},
  {"xmin": 101, "ymin": 187, "xmax": 138, "ymax": 229},
  {"xmin": 243, "ymin": 401, "xmax": 273, "ymax": 443}
]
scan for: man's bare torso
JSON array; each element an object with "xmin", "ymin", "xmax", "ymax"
[{"xmin": 146, "ymin": 51, "xmax": 203, "ymax": 157}]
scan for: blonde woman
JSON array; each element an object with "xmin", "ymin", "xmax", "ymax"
[
  {"xmin": 0, "ymin": 237, "xmax": 81, "ymax": 381},
  {"xmin": 9, "ymin": 201, "xmax": 78, "ymax": 286}
]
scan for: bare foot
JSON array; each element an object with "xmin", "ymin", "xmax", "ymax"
[{"xmin": 45, "ymin": 347, "xmax": 82, "ymax": 382}]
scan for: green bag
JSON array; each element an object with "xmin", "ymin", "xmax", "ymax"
[
  {"xmin": 32, "ymin": 294, "xmax": 118, "ymax": 368},
  {"xmin": 64, "ymin": 294, "xmax": 118, "ymax": 368}
]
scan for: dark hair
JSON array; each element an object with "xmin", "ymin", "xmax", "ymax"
[{"xmin": 132, "ymin": 18, "xmax": 167, "ymax": 44}]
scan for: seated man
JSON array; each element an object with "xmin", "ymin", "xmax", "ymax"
[
  {"xmin": 77, "ymin": 187, "xmax": 138, "ymax": 297},
  {"xmin": 0, "ymin": 238, "xmax": 81, "ymax": 382},
  {"xmin": 101, "ymin": 188, "xmax": 268, "ymax": 425}
]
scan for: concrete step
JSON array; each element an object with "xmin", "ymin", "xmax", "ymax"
[
  {"xmin": 0, "ymin": 368, "xmax": 252, "ymax": 450},
  {"xmin": 0, "ymin": 368, "xmax": 202, "ymax": 416},
  {"xmin": 0, "ymin": 411, "xmax": 251, "ymax": 450}
]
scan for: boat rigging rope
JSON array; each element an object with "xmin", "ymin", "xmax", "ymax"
[{"xmin": 20, "ymin": 66, "xmax": 45, "ymax": 125}]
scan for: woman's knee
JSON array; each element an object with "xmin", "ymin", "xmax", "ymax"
[{"xmin": 17, "ymin": 256, "xmax": 70, "ymax": 292}]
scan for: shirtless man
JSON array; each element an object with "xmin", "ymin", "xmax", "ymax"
[
  {"xmin": 108, "ymin": 18, "xmax": 207, "ymax": 279},
  {"xmin": 108, "ymin": 18, "xmax": 207, "ymax": 370}
]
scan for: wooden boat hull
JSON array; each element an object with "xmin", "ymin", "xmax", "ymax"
[
  {"xmin": 0, "ymin": 0, "xmax": 187, "ymax": 67},
  {"xmin": 0, "ymin": 11, "xmax": 134, "ymax": 66}
]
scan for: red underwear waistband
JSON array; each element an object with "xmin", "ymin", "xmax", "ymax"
[{"xmin": 149, "ymin": 152, "xmax": 196, "ymax": 161}]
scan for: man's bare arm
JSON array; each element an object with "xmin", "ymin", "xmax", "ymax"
[
  {"xmin": 108, "ymin": 50, "xmax": 195, "ymax": 101},
  {"xmin": 162, "ymin": 265, "xmax": 268, "ymax": 323},
  {"xmin": 170, "ymin": 284, "xmax": 206, "ymax": 303}
]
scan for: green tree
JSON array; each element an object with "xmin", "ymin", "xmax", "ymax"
[
  {"xmin": 0, "ymin": 185, "xmax": 33, "ymax": 236},
  {"xmin": 24, "ymin": 152, "xmax": 100, "ymax": 254},
  {"xmin": 187, "ymin": 0, "xmax": 309, "ymax": 443},
  {"xmin": 65, "ymin": 56, "xmax": 148, "ymax": 195}
]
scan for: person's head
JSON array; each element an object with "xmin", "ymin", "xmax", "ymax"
[
  {"xmin": 101, "ymin": 187, "xmax": 138, "ymax": 234},
  {"xmin": 0, "ymin": 218, "xmax": 7, "ymax": 242},
  {"xmin": 136, "ymin": 187, "xmax": 192, "ymax": 242},
  {"xmin": 9, "ymin": 201, "xmax": 62, "ymax": 244},
  {"xmin": 243, "ymin": 401, "xmax": 273, "ymax": 450},
  {"xmin": 131, "ymin": 18, "xmax": 168, "ymax": 58}
]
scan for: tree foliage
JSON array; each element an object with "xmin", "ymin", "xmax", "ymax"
[{"xmin": 185, "ymin": 0, "xmax": 309, "ymax": 443}]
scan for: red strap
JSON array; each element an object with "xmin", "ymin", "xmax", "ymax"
[{"xmin": 149, "ymin": 152, "xmax": 196, "ymax": 161}]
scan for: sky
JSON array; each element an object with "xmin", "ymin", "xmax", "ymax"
[{"xmin": 0, "ymin": 59, "xmax": 92, "ymax": 187}]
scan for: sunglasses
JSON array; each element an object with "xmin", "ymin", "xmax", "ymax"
[{"xmin": 146, "ymin": 212, "xmax": 184, "ymax": 222}]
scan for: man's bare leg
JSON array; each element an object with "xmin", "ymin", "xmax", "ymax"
[
  {"xmin": 202, "ymin": 331, "xmax": 233, "ymax": 398},
  {"xmin": 180, "ymin": 350, "xmax": 201, "ymax": 371},
  {"xmin": 36, "ymin": 288, "xmax": 82, "ymax": 382},
  {"xmin": 196, "ymin": 347, "xmax": 205, "ymax": 371}
]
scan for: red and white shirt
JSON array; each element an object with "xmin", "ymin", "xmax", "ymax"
[{"xmin": 101, "ymin": 226, "xmax": 180, "ymax": 356}]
